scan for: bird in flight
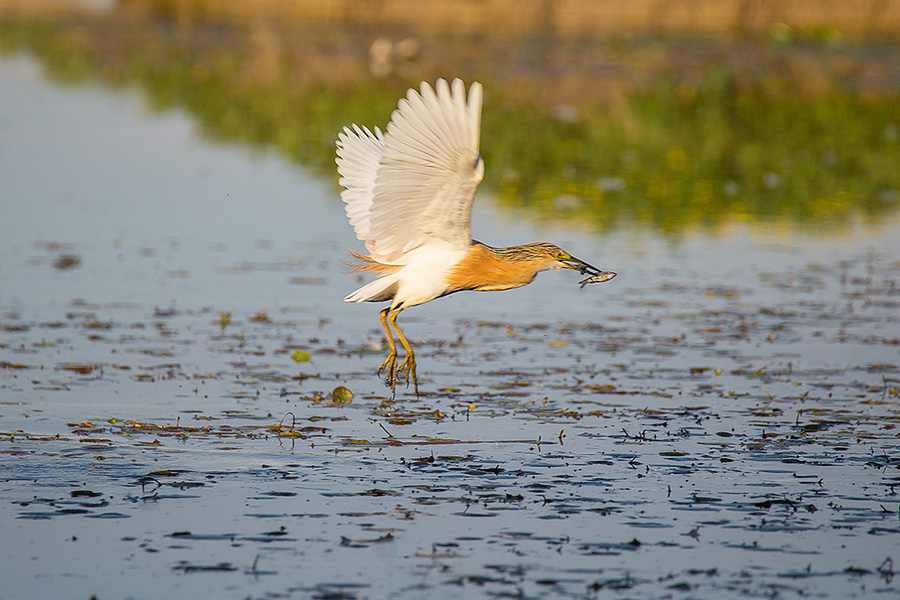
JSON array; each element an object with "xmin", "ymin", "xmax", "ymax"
[{"xmin": 336, "ymin": 78, "xmax": 615, "ymax": 396}]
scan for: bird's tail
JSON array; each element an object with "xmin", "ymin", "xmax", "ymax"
[{"xmin": 344, "ymin": 274, "xmax": 400, "ymax": 303}]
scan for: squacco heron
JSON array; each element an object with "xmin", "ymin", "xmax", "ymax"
[{"xmin": 336, "ymin": 78, "xmax": 615, "ymax": 396}]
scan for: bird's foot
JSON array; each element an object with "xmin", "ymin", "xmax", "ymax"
[
  {"xmin": 378, "ymin": 351, "xmax": 398, "ymax": 396},
  {"xmin": 397, "ymin": 353, "xmax": 419, "ymax": 397}
]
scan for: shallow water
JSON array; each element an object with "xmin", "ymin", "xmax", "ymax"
[{"xmin": 1, "ymin": 54, "xmax": 899, "ymax": 599}]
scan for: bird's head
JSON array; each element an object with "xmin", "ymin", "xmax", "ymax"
[{"xmin": 524, "ymin": 242, "xmax": 617, "ymax": 283}]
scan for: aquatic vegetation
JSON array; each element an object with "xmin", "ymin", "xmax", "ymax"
[{"xmin": 2, "ymin": 244, "xmax": 898, "ymax": 597}]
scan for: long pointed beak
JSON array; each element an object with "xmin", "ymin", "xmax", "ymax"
[
  {"xmin": 560, "ymin": 255, "xmax": 617, "ymax": 287},
  {"xmin": 560, "ymin": 255, "xmax": 599, "ymax": 275}
]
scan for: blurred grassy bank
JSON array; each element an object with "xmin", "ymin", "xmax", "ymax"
[
  {"xmin": 116, "ymin": 0, "xmax": 900, "ymax": 38},
  {"xmin": 1, "ymin": 3, "xmax": 899, "ymax": 234}
]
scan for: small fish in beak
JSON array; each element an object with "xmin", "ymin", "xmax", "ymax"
[
  {"xmin": 579, "ymin": 271, "xmax": 617, "ymax": 288},
  {"xmin": 558, "ymin": 254, "xmax": 617, "ymax": 288}
]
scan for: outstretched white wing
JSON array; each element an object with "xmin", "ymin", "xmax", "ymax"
[
  {"xmin": 335, "ymin": 124, "xmax": 384, "ymax": 248},
  {"xmin": 336, "ymin": 78, "xmax": 484, "ymax": 264}
]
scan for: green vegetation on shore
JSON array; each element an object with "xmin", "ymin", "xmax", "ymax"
[{"xmin": 2, "ymin": 16, "xmax": 898, "ymax": 234}]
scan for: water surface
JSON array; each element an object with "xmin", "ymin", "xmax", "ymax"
[{"xmin": 1, "ymin": 54, "xmax": 899, "ymax": 600}]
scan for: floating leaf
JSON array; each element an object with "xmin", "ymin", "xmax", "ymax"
[
  {"xmin": 331, "ymin": 386, "xmax": 353, "ymax": 403},
  {"xmin": 290, "ymin": 350, "xmax": 311, "ymax": 363}
]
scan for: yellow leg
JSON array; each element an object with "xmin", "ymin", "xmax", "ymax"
[
  {"xmin": 389, "ymin": 308, "xmax": 419, "ymax": 397},
  {"xmin": 377, "ymin": 307, "xmax": 398, "ymax": 395}
]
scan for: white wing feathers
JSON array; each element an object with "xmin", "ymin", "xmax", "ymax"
[
  {"xmin": 335, "ymin": 78, "xmax": 484, "ymax": 264},
  {"xmin": 335, "ymin": 124, "xmax": 384, "ymax": 246}
]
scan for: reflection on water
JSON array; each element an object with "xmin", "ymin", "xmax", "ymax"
[{"xmin": 0, "ymin": 10, "xmax": 898, "ymax": 233}]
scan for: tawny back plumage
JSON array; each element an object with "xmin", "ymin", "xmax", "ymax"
[{"xmin": 446, "ymin": 243, "xmax": 565, "ymax": 292}]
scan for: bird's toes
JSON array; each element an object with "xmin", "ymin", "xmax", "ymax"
[
  {"xmin": 409, "ymin": 368, "xmax": 419, "ymax": 397},
  {"xmin": 398, "ymin": 356, "xmax": 414, "ymax": 382},
  {"xmin": 383, "ymin": 370, "xmax": 398, "ymax": 395},
  {"xmin": 378, "ymin": 353, "xmax": 397, "ymax": 376}
]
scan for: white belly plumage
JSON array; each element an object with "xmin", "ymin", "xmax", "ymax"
[{"xmin": 344, "ymin": 245, "xmax": 469, "ymax": 309}]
